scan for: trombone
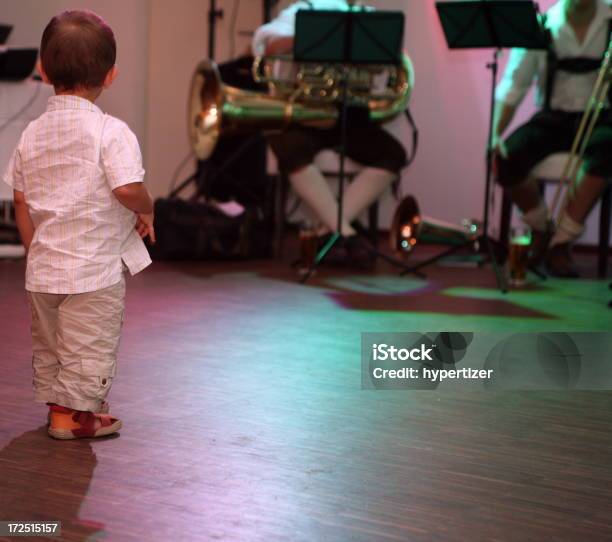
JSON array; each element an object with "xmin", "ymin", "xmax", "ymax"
[{"xmin": 550, "ymin": 38, "xmax": 612, "ymax": 220}]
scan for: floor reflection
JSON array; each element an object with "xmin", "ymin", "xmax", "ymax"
[{"xmin": 0, "ymin": 427, "xmax": 104, "ymax": 541}]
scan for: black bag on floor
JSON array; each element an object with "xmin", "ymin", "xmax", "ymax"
[{"xmin": 147, "ymin": 198, "xmax": 271, "ymax": 261}]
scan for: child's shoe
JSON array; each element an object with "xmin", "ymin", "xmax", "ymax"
[
  {"xmin": 46, "ymin": 401, "xmax": 110, "ymax": 424},
  {"xmin": 48, "ymin": 404, "xmax": 122, "ymax": 440}
]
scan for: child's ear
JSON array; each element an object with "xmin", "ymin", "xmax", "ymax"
[
  {"xmin": 103, "ymin": 65, "xmax": 118, "ymax": 88},
  {"xmin": 36, "ymin": 59, "xmax": 51, "ymax": 85}
]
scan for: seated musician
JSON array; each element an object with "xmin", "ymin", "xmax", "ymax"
[
  {"xmin": 494, "ymin": 0, "xmax": 612, "ymax": 277},
  {"xmin": 252, "ymin": 0, "xmax": 411, "ymax": 260}
]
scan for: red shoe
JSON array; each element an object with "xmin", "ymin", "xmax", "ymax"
[
  {"xmin": 46, "ymin": 401, "xmax": 109, "ymax": 424},
  {"xmin": 48, "ymin": 405, "xmax": 122, "ymax": 440}
]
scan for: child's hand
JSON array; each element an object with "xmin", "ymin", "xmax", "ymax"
[{"xmin": 135, "ymin": 212, "xmax": 155, "ymax": 244}]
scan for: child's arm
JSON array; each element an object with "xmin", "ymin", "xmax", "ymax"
[
  {"xmin": 112, "ymin": 182, "xmax": 154, "ymax": 214},
  {"xmin": 13, "ymin": 190, "xmax": 35, "ymax": 252},
  {"xmin": 102, "ymin": 119, "xmax": 155, "ymax": 241}
]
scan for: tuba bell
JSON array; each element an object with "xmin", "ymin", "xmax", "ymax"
[{"xmin": 188, "ymin": 54, "xmax": 414, "ymax": 160}]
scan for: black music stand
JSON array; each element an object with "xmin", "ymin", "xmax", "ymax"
[
  {"xmin": 400, "ymin": 1, "xmax": 548, "ymax": 293},
  {"xmin": 294, "ymin": 9, "xmax": 409, "ymax": 283}
]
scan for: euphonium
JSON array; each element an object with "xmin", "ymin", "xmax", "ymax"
[{"xmin": 188, "ymin": 54, "xmax": 414, "ymax": 160}]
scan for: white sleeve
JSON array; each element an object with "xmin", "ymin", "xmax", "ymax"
[
  {"xmin": 3, "ymin": 145, "xmax": 24, "ymax": 192},
  {"xmin": 252, "ymin": 2, "xmax": 309, "ymax": 55},
  {"xmin": 495, "ymin": 48, "xmax": 540, "ymax": 107},
  {"xmin": 101, "ymin": 117, "xmax": 145, "ymax": 190}
]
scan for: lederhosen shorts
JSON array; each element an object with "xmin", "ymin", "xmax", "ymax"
[
  {"xmin": 496, "ymin": 109, "xmax": 612, "ymax": 187},
  {"xmin": 267, "ymin": 108, "xmax": 408, "ymax": 175}
]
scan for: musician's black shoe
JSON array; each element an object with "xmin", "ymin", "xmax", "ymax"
[
  {"xmin": 293, "ymin": 232, "xmax": 343, "ymax": 270},
  {"xmin": 545, "ymin": 242, "xmax": 580, "ymax": 278},
  {"xmin": 316, "ymin": 233, "xmax": 350, "ymax": 267},
  {"xmin": 305, "ymin": 233, "xmax": 375, "ymax": 269},
  {"xmin": 316, "ymin": 232, "xmax": 334, "ymax": 251},
  {"xmin": 527, "ymin": 220, "xmax": 555, "ymax": 268},
  {"xmin": 345, "ymin": 235, "xmax": 376, "ymax": 270}
]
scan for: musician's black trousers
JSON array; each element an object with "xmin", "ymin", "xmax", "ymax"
[
  {"xmin": 267, "ymin": 110, "xmax": 407, "ymax": 174},
  {"xmin": 496, "ymin": 109, "xmax": 612, "ymax": 187}
]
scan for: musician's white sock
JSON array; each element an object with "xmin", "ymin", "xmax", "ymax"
[
  {"xmin": 343, "ymin": 167, "xmax": 396, "ymax": 223},
  {"xmin": 289, "ymin": 165, "xmax": 355, "ymax": 236},
  {"xmin": 521, "ymin": 201, "xmax": 549, "ymax": 232},
  {"xmin": 551, "ymin": 212, "xmax": 584, "ymax": 247}
]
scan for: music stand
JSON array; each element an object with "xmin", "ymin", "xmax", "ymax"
[
  {"xmin": 0, "ymin": 24, "xmax": 12, "ymax": 45},
  {"xmin": 293, "ymin": 8, "xmax": 408, "ymax": 282},
  {"xmin": 401, "ymin": 1, "xmax": 548, "ymax": 293}
]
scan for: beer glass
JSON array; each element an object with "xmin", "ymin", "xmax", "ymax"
[{"xmin": 508, "ymin": 226, "xmax": 531, "ymax": 287}]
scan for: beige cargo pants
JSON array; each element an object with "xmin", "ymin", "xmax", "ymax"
[{"xmin": 26, "ymin": 276, "xmax": 126, "ymax": 412}]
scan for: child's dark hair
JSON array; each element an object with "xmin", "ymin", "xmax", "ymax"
[{"xmin": 40, "ymin": 10, "xmax": 116, "ymax": 90}]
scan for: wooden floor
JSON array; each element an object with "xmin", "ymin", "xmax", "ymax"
[{"xmin": 1, "ymin": 253, "xmax": 612, "ymax": 542}]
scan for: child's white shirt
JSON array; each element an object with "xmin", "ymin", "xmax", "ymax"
[{"xmin": 3, "ymin": 94, "xmax": 151, "ymax": 294}]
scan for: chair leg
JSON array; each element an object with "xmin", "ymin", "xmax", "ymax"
[
  {"xmin": 499, "ymin": 190, "xmax": 513, "ymax": 248},
  {"xmin": 598, "ymin": 185, "xmax": 611, "ymax": 278},
  {"xmin": 274, "ymin": 173, "xmax": 288, "ymax": 258},
  {"xmin": 368, "ymin": 202, "xmax": 379, "ymax": 248}
]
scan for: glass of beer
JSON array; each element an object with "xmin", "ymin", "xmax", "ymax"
[
  {"xmin": 298, "ymin": 220, "xmax": 318, "ymax": 275},
  {"xmin": 508, "ymin": 226, "xmax": 531, "ymax": 287}
]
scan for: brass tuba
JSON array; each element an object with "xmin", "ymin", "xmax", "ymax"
[{"xmin": 188, "ymin": 54, "xmax": 414, "ymax": 160}]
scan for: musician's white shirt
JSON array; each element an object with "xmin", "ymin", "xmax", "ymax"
[
  {"xmin": 496, "ymin": 0, "xmax": 611, "ymax": 112},
  {"xmin": 252, "ymin": 0, "xmax": 372, "ymax": 55}
]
